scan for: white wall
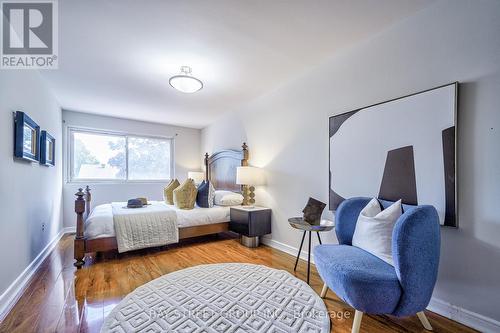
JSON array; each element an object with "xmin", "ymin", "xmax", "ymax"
[
  {"xmin": 202, "ymin": 0, "xmax": 500, "ymax": 327},
  {"xmin": 62, "ymin": 110, "xmax": 201, "ymax": 228},
  {"xmin": 0, "ymin": 72, "xmax": 63, "ymax": 298}
]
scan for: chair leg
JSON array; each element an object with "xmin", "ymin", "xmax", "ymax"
[
  {"xmin": 320, "ymin": 283, "xmax": 328, "ymax": 298},
  {"xmin": 351, "ymin": 310, "xmax": 363, "ymax": 333},
  {"xmin": 417, "ymin": 311, "xmax": 433, "ymax": 331}
]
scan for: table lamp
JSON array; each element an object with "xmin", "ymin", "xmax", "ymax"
[
  {"xmin": 236, "ymin": 166, "xmax": 265, "ymax": 207},
  {"xmin": 188, "ymin": 171, "xmax": 205, "ymax": 185}
]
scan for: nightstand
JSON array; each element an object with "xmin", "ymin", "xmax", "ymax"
[{"xmin": 230, "ymin": 206, "xmax": 271, "ymax": 248}]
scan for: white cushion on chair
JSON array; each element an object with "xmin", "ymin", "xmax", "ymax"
[{"xmin": 352, "ymin": 198, "xmax": 402, "ymax": 266}]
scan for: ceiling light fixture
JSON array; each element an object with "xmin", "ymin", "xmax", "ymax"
[{"xmin": 169, "ymin": 66, "xmax": 203, "ymax": 93}]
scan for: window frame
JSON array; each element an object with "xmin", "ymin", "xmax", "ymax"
[{"xmin": 67, "ymin": 127, "xmax": 175, "ymax": 184}]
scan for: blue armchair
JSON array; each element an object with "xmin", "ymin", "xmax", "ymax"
[{"xmin": 314, "ymin": 197, "xmax": 440, "ymax": 333}]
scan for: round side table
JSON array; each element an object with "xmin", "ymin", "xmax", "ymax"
[{"xmin": 288, "ymin": 217, "xmax": 335, "ymax": 284}]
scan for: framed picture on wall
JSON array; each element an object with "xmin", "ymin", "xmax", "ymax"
[
  {"xmin": 329, "ymin": 82, "xmax": 458, "ymax": 227},
  {"xmin": 40, "ymin": 131, "xmax": 56, "ymax": 166},
  {"xmin": 14, "ymin": 111, "xmax": 40, "ymax": 163}
]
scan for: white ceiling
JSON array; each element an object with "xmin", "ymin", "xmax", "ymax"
[{"xmin": 41, "ymin": 0, "xmax": 435, "ymax": 129}]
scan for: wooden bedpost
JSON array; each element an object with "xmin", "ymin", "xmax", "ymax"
[
  {"xmin": 84, "ymin": 186, "xmax": 91, "ymax": 219},
  {"xmin": 74, "ymin": 188, "xmax": 86, "ymax": 268},
  {"xmin": 204, "ymin": 152, "xmax": 209, "ymax": 181},
  {"xmin": 242, "ymin": 142, "xmax": 249, "ymax": 166}
]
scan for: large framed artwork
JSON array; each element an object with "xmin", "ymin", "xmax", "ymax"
[
  {"xmin": 329, "ymin": 83, "xmax": 458, "ymax": 227},
  {"xmin": 14, "ymin": 111, "xmax": 40, "ymax": 163}
]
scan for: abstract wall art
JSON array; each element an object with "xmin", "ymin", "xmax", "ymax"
[{"xmin": 329, "ymin": 83, "xmax": 458, "ymax": 227}]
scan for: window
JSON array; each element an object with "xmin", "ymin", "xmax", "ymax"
[{"xmin": 69, "ymin": 128, "xmax": 173, "ymax": 182}]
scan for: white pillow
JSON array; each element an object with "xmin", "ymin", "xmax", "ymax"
[
  {"xmin": 214, "ymin": 190, "xmax": 244, "ymax": 206},
  {"xmin": 352, "ymin": 198, "xmax": 402, "ymax": 266}
]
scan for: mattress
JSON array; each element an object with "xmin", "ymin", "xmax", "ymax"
[{"xmin": 84, "ymin": 201, "xmax": 230, "ymax": 240}]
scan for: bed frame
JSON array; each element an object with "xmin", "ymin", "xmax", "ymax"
[{"xmin": 74, "ymin": 142, "xmax": 249, "ymax": 267}]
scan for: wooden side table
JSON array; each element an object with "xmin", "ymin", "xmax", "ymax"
[
  {"xmin": 230, "ymin": 206, "xmax": 271, "ymax": 247},
  {"xmin": 288, "ymin": 217, "xmax": 335, "ymax": 284}
]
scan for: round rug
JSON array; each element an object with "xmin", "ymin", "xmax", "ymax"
[{"xmin": 101, "ymin": 263, "xmax": 330, "ymax": 332}]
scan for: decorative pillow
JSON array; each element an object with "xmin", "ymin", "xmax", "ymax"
[
  {"xmin": 163, "ymin": 179, "xmax": 180, "ymax": 205},
  {"xmin": 352, "ymin": 198, "xmax": 402, "ymax": 266},
  {"xmin": 196, "ymin": 181, "xmax": 215, "ymax": 208},
  {"xmin": 214, "ymin": 190, "xmax": 244, "ymax": 206},
  {"xmin": 173, "ymin": 179, "xmax": 198, "ymax": 210}
]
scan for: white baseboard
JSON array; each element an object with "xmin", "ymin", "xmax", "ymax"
[
  {"xmin": 261, "ymin": 236, "xmax": 500, "ymax": 333},
  {"xmin": 427, "ymin": 297, "xmax": 500, "ymax": 333},
  {"xmin": 0, "ymin": 227, "xmax": 74, "ymax": 323},
  {"xmin": 261, "ymin": 236, "xmax": 316, "ymax": 264},
  {"xmin": 64, "ymin": 226, "xmax": 76, "ymax": 234}
]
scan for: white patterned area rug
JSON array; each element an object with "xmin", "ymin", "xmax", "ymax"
[{"xmin": 101, "ymin": 263, "xmax": 330, "ymax": 332}]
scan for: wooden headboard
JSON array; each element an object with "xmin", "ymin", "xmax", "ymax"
[{"xmin": 204, "ymin": 142, "xmax": 249, "ymax": 193}]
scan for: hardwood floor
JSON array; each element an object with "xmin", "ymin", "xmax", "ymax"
[{"xmin": 0, "ymin": 234, "xmax": 476, "ymax": 333}]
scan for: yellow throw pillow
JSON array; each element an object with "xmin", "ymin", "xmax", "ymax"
[
  {"xmin": 173, "ymin": 179, "xmax": 198, "ymax": 210},
  {"xmin": 163, "ymin": 179, "xmax": 180, "ymax": 205}
]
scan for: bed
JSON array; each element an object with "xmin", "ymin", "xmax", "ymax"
[{"xmin": 73, "ymin": 143, "xmax": 249, "ymax": 267}]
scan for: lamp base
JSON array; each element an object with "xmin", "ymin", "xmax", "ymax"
[
  {"xmin": 248, "ymin": 185, "xmax": 255, "ymax": 205},
  {"xmin": 242, "ymin": 185, "xmax": 256, "ymax": 206}
]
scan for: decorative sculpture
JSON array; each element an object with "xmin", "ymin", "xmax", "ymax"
[{"xmin": 302, "ymin": 197, "xmax": 326, "ymax": 225}]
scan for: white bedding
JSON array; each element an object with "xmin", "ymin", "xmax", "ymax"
[
  {"xmin": 112, "ymin": 202, "xmax": 178, "ymax": 253},
  {"xmin": 84, "ymin": 201, "xmax": 230, "ymax": 240}
]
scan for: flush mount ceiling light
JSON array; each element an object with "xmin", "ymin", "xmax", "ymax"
[{"xmin": 169, "ymin": 66, "xmax": 203, "ymax": 93}]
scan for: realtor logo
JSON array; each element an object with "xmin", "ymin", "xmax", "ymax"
[{"xmin": 1, "ymin": 0, "xmax": 58, "ymax": 69}]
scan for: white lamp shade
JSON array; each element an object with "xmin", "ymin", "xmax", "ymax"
[
  {"xmin": 236, "ymin": 166, "xmax": 265, "ymax": 186},
  {"xmin": 188, "ymin": 171, "xmax": 205, "ymax": 184}
]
